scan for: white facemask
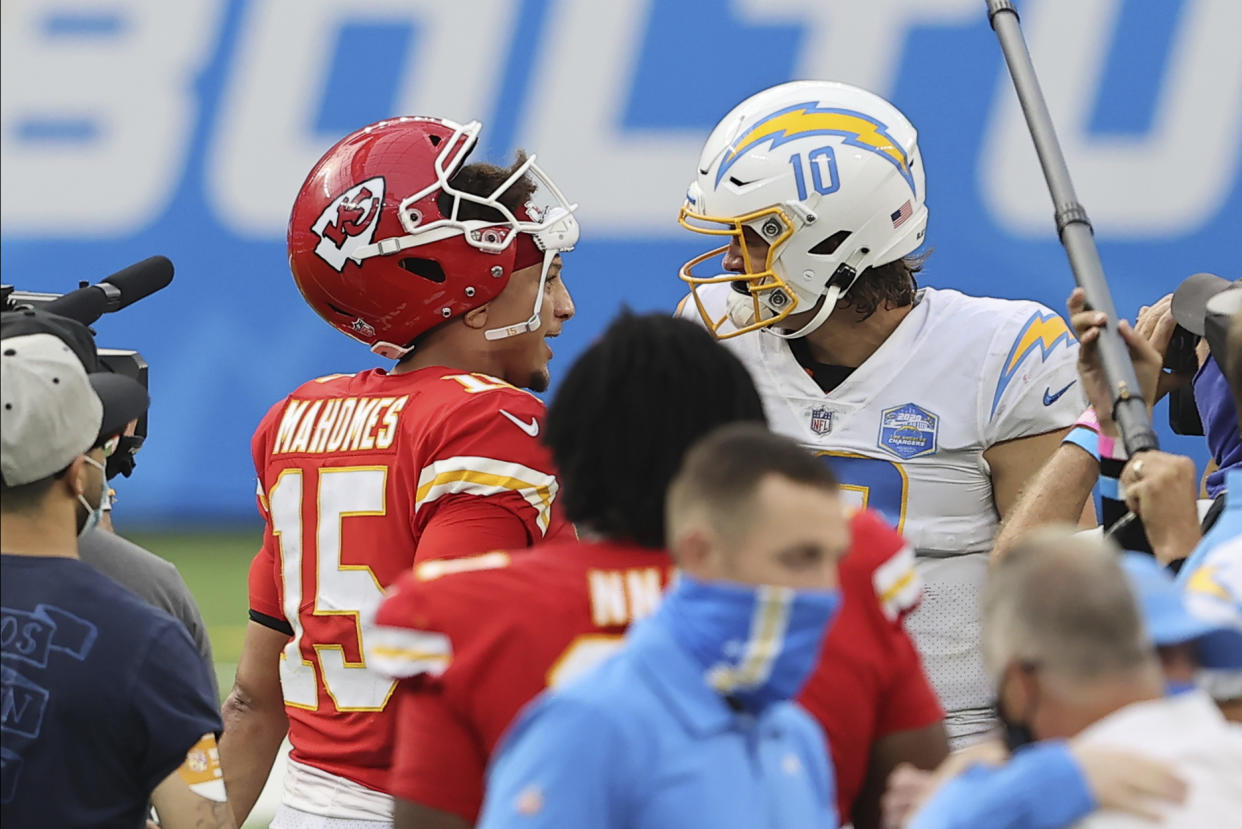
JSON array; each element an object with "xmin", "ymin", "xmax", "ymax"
[{"xmin": 77, "ymin": 456, "xmax": 108, "ymax": 537}]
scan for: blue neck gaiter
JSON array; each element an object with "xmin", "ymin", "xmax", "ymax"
[
  {"xmin": 660, "ymin": 574, "xmax": 841, "ymax": 713},
  {"xmin": 1194, "ymin": 356, "xmax": 1241, "ymax": 498}
]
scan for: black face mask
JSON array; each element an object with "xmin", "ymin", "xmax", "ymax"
[
  {"xmin": 105, "ymin": 434, "xmax": 143, "ymax": 480},
  {"xmin": 994, "ymin": 694, "xmax": 1036, "ymax": 752},
  {"xmin": 994, "ymin": 662, "xmax": 1040, "ymax": 751}
]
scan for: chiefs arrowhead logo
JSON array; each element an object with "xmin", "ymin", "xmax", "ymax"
[{"xmin": 311, "ymin": 177, "xmax": 386, "ymax": 271}]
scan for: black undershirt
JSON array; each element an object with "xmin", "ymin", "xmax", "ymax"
[{"xmin": 788, "ymin": 336, "xmax": 856, "ymax": 394}]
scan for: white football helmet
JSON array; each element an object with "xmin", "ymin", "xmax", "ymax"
[{"xmin": 679, "ymin": 80, "xmax": 928, "ymax": 339}]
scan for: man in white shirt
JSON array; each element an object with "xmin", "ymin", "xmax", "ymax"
[{"xmin": 983, "ymin": 530, "xmax": 1241, "ymax": 827}]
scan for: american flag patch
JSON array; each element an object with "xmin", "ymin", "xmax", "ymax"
[{"xmin": 890, "ymin": 200, "xmax": 912, "ymax": 228}]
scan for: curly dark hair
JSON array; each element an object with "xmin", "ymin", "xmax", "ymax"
[
  {"xmin": 836, "ymin": 252, "xmax": 928, "ymax": 319},
  {"xmin": 544, "ymin": 311, "xmax": 767, "ymax": 548},
  {"xmin": 394, "ymin": 152, "xmax": 538, "ymax": 358},
  {"xmin": 435, "ymin": 150, "xmax": 536, "ymax": 223},
  {"xmin": 808, "ymin": 229, "xmax": 928, "ymax": 320}
]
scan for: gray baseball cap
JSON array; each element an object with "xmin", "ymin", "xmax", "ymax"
[
  {"xmin": 1171, "ymin": 273, "xmax": 1241, "ymax": 376},
  {"xmin": 1171, "ymin": 273, "xmax": 1238, "ymax": 336},
  {"xmin": 1, "ymin": 333, "xmax": 103, "ymax": 486}
]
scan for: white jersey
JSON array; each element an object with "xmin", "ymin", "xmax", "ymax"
[
  {"xmin": 1074, "ymin": 691, "xmax": 1242, "ymax": 828},
  {"xmin": 679, "ymin": 284, "xmax": 1084, "ymax": 742}
]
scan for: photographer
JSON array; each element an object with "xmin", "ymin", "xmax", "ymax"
[
  {"xmin": 1, "ymin": 308, "xmax": 218, "ymax": 698},
  {"xmin": 993, "ymin": 275, "xmax": 1240, "ymax": 563},
  {"xmin": 1118, "ymin": 277, "xmax": 1240, "ymax": 564},
  {"xmin": 1, "ymin": 333, "xmax": 233, "ymax": 828}
]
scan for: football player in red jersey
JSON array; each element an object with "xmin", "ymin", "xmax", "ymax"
[
  {"xmin": 218, "ymin": 116, "xmax": 580, "ymax": 828},
  {"xmin": 367, "ymin": 313, "xmax": 947, "ymax": 829},
  {"xmin": 367, "ymin": 312, "xmax": 767, "ymax": 829},
  {"xmin": 799, "ymin": 514, "xmax": 949, "ymax": 828}
]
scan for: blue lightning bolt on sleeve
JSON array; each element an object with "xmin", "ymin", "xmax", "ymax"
[
  {"xmin": 910, "ymin": 741, "xmax": 1095, "ymax": 829},
  {"xmin": 986, "ymin": 304, "xmax": 1083, "ymax": 445}
]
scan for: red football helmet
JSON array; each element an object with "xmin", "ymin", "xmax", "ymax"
[{"xmin": 288, "ymin": 116, "xmax": 579, "ymax": 358}]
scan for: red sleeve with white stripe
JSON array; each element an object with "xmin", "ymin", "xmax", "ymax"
[
  {"xmin": 407, "ymin": 377, "xmax": 570, "ymax": 562},
  {"xmin": 855, "ymin": 512, "xmax": 943, "ymax": 736}
]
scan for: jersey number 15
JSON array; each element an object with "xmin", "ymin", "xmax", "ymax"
[{"xmin": 268, "ymin": 466, "xmax": 397, "ymax": 712}]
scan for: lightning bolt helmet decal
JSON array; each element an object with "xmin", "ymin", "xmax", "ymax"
[
  {"xmin": 715, "ymin": 103, "xmax": 916, "ymax": 195},
  {"xmin": 678, "ymin": 81, "xmax": 929, "ymax": 340}
]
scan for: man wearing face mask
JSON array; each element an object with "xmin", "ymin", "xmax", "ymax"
[
  {"xmin": 1, "ymin": 333, "xmax": 233, "ymax": 828},
  {"xmin": 884, "ymin": 534, "xmax": 1242, "ymax": 825},
  {"xmin": 478, "ymin": 424, "xmax": 850, "ymax": 829},
  {"xmin": 1, "ymin": 308, "xmax": 218, "ymax": 698},
  {"xmin": 890, "ymin": 530, "xmax": 1242, "ymax": 829}
]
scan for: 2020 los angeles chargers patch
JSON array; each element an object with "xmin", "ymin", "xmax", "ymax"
[{"xmin": 878, "ymin": 403, "xmax": 939, "ymax": 460}]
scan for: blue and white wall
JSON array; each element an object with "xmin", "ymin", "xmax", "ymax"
[{"xmin": 3, "ymin": 0, "xmax": 1238, "ymax": 522}]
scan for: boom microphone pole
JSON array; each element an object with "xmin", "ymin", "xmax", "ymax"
[{"xmin": 986, "ymin": 1, "xmax": 1159, "ymax": 455}]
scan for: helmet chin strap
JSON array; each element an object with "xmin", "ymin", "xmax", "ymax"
[
  {"xmin": 484, "ymin": 249, "xmax": 553, "ymax": 341},
  {"xmin": 372, "ymin": 340, "xmax": 414, "ymax": 360},
  {"xmin": 768, "ymin": 284, "xmax": 842, "ymax": 340},
  {"xmin": 767, "ymin": 250, "xmax": 868, "ymax": 339}
]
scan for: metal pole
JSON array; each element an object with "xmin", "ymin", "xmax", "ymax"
[{"xmin": 986, "ymin": 0, "xmax": 1158, "ymax": 455}]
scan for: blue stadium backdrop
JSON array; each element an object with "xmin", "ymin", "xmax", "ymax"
[{"xmin": 2, "ymin": 0, "xmax": 1239, "ymax": 523}]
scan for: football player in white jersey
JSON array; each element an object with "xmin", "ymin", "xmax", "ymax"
[{"xmin": 675, "ymin": 80, "xmax": 1088, "ymax": 747}]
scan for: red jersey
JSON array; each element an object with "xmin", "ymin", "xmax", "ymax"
[
  {"xmin": 368, "ymin": 539, "xmax": 674, "ymax": 819},
  {"xmin": 247, "ymin": 366, "xmax": 570, "ymax": 795},
  {"xmin": 368, "ymin": 510, "xmax": 940, "ymax": 823},
  {"xmin": 798, "ymin": 508, "xmax": 944, "ymax": 821}
]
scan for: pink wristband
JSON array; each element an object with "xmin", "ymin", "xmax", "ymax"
[
  {"xmin": 1073, "ymin": 407, "xmax": 1100, "ymax": 432},
  {"xmin": 1097, "ymin": 432, "xmax": 1126, "ymax": 461}
]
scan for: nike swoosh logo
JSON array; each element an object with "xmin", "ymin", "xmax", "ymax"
[
  {"xmin": 1043, "ymin": 381, "xmax": 1075, "ymax": 406},
  {"xmin": 499, "ymin": 409, "xmax": 539, "ymax": 437}
]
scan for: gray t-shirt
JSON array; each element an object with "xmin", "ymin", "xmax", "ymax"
[{"xmin": 78, "ymin": 527, "xmax": 219, "ymax": 700}]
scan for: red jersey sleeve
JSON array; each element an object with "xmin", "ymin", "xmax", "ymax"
[
  {"xmin": 408, "ymin": 376, "xmax": 569, "ymax": 561},
  {"xmin": 414, "ymin": 497, "xmax": 532, "ymax": 561},
  {"xmin": 388, "ymin": 682, "xmax": 486, "ymax": 820},
  {"xmin": 874, "ymin": 612, "xmax": 943, "ymax": 736},
  {"xmin": 369, "ymin": 554, "xmax": 553, "ymax": 822},
  {"xmin": 248, "ymin": 544, "xmax": 284, "ymax": 622},
  {"xmin": 799, "ymin": 509, "xmax": 942, "ymax": 821},
  {"xmin": 854, "ymin": 512, "xmax": 942, "ymax": 737}
]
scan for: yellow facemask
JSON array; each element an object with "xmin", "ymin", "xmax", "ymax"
[{"xmin": 677, "ymin": 203, "xmax": 800, "ymax": 339}]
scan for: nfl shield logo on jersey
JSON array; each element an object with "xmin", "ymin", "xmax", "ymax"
[
  {"xmin": 808, "ymin": 406, "xmax": 833, "ymax": 436},
  {"xmin": 878, "ymin": 403, "xmax": 938, "ymax": 460}
]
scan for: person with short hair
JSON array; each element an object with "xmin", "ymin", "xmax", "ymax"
[
  {"xmin": 478, "ymin": 424, "xmax": 850, "ymax": 829},
  {"xmin": 1, "ymin": 333, "xmax": 231, "ymax": 829},
  {"xmin": 900, "ymin": 529, "xmax": 1242, "ymax": 829},
  {"xmin": 370, "ymin": 311, "xmax": 944, "ymax": 829},
  {"xmin": 1, "ymin": 307, "xmax": 218, "ymax": 698},
  {"xmin": 367, "ymin": 311, "xmax": 768, "ymax": 829}
]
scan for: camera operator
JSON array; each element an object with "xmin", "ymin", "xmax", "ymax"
[
  {"xmin": 1, "ymin": 333, "xmax": 233, "ymax": 828},
  {"xmin": 1, "ymin": 308, "xmax": 218, "ymax": 698},
  {"xmin": 1118, "ymin": 278, "xmax": 1241, "ymax": 564},
  {"xmin": 993, "ymin": 276, "xmax": 1240, "ymax": 563}
]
